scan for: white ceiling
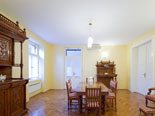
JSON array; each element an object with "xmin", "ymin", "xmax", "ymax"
[{"xmin": 0, "ymin": 0, "xmax": 155, "ymax": 45}]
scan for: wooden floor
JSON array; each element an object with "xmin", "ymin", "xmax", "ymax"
[{"xmin": 24, "ymin": 90, "xmax": 153, "ymax": 116}]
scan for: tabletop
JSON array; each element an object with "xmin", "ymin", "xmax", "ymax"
[{"xmin": 73, "ymin": 82, "xmax": 109, "ymax": 96}]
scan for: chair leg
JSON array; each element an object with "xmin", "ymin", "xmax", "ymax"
[
  {"xmin": 139, "ymin": 109, "xmax": 141, "ymax": 114},
  {"xmin": 70, "ymin": 100, "xmax": 72, "ymax": 105},
  {"xmin": 146, "ymin": 99, "xmax": 148, "ymax": 107},
  {"xmin": 86, "ymin": 109, "xmax": 88, "ymax": 116},
  {"xmin": 99, "ymin": 108, "xmax": 101, "ymax": 116},
  {"xmin": 115, "ymin": 98, "xmax": 117, "ymax": 112},
  {"xmin": 68, "ymin": 100, "xmax": 70, "ymax": 110},
  {"xmin": 78, "ymin": 98, "xmax": 82, "ymax": 113}
]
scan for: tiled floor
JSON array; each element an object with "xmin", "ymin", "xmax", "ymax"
[{"xmin": 24, "ymin": 90, "xmax": 154, "ymax": 116}]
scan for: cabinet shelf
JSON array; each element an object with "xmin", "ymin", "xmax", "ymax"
[
  {"xmin": 0, "ymin": 64, "xmax": 21, "ymax": 67},
  {"xmin": 97, "ymin": 67, "xmax": 114, "ymax": 69},
  {"xmin": 0, "ymin": 64, "xmax": 12, "ymax": 67},
  {"xmin": 13, "ymin": 64, "xmax": 21, "ymax": 67},
  {"xmin": 96, "ymin": 60, "xmax": 117, "ymax": 88}
]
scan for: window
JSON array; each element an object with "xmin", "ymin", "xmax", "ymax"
[{"xmin": 29, "ymin": 41, "xmax": 39, "ymax": 80}]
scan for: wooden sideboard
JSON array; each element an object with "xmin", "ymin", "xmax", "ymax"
[
  {"xmin": 96, "ymin": 61, "xmax": 117, "ymax": 88},
  {"xmin": 0, "ymin": 13, "xmax": 28, "ymax": 116}
]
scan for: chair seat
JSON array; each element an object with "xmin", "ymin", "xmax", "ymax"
[
  {"xmin": 87, "ymin": 101, "xmax": 99, "ymax": 108},
  {"xmin": 69, "ymin": 92, "xmax": 79, "ymax": 99},
  {"xmin": 145, "ymin": 94, "xmax": 155, "ymax": 102},
  {"xmin": 108, "ymin": 88, "xmax": 112, "ymax": 92},
  {"xmin": 139, "ymin": 106, "xmax": 153, "ymax": 113},
  {"xmin": 107, "ymin": 92, "xmax": 115, "ymax": 98},
  {"xmin": 70, "ymin": 90, "xmax": 76, "ymax": 93}
]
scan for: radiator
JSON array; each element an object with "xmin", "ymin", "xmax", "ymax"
[{"xmin": 29, "ymin": 82, "xmax": 41, "ymax": 93}]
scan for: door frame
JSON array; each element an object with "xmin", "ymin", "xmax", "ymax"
[
  {"xmin": 64, "ymin": 48, "xmax": 83, "ymax": 89},
  {"xmin": 130, "ymin": 35, "xmax": 155, "ymax": 92}
]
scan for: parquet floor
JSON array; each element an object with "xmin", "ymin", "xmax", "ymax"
[{"xmin": 24, "ymin": 90, "xmax": 154, "ymax": 116}]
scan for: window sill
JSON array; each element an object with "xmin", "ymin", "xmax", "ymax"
[{"xmin": 29, "ymin": 79, "xmax": 41, "ymax": 85}]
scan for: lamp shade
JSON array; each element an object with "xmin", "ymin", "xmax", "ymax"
[{"xmin": 88, "ymin": 36, "xmax": 93, "ymax": 48}]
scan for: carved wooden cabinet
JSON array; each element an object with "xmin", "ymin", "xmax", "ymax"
[
  {"xmin": 0, "ymin": 14, "xmax": 28, "ymax": 116},
  {"xmin": 96, "ymin": 61, "xmax": 117, "ymax": 88},
  {"xmin": 0, "ymin": 85, "xmax": 8, "ymax": 116}
]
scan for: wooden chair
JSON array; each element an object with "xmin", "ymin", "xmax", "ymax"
[
  {"xmin": 106, "ymin": 79, "xmax": 117, "ymax": 111},
  {"xmin": 86, "ymin": 77, "xmax": 95, "ymax": 84},
  {"xmin": 84, "ymin": 77, "xmax": 95, "ymax": 101},
  {"xmin": 66, "ymin": 81, "xmax": 80, "ymax": 111},
  {"xmin": 68, "ymin": 79, "xmax": 76, "ymax": 93},
  {"xmin": 85, "ymin": 86, "xmax": 102, "ymax": 116},
  {"xmin": 139, "ymin": 106, "xmax": 154, "ymax": 116},
  {"xmin": 145, "ymin": 87, "xmax": 155, "ymax": 108}
]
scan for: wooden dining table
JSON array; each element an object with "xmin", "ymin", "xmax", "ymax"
[{"xmin": 73, "ymin": 82, "xmax": 109, "ymax": 113}]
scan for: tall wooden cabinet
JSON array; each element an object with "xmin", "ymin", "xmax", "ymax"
[
  {"xmin": 0, "ymin": 14, "xmax": 28, "ymax": 116},
  {"xmin": 96, "ymin": 61, "xmax": 117, "ymax": 88}
]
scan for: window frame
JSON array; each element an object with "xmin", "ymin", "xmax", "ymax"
[{"xmin": 66, "ymin": 48, "xmax": 82, "ymax": 56}]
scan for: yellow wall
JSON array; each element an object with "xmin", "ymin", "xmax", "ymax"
[
  {"xmin": 51, "ymin": 45, "xmax": 128, "ymax": 89},
  {"xmin": 13, "ymin": 30, "xmax": 54, "ymax": 101},
  {"xmin": 26, "ymin": 31, "xmax": 53, "ymax": 101},
  {"xmin": 1, "ymin": 13, "xmax": 155, "ymax": 102},
  {"xmin": 51, "ymin": 30, "xmax": 155, "ymax": 90}
]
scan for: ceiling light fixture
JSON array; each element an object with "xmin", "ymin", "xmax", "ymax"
[{"xmin": 87, "ymin": 21, "xmax": 93, "ymax": 48}]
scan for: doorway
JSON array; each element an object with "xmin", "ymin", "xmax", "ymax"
[
  {"xmin": 130, "ymin": 36, "xmax": 154, "ymax": 95},
  {"xmin": 65, "ymin": 48, "xmax": 82, "ymax": 89}
]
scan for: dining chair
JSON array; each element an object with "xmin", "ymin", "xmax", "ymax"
[
  {"xmin": 106, "ymin": 79, "xmax": 117, "ymax": 111},
  {"xmin": 145, "ymin": 87, "xmax": 155, "ymax": 108},
  {"xmin": 66, "ymin": 81, "xmax": 80, "ymax": 111},
  {"xmin": 68, "ymin": 79, "xmax": 76, "ymax": 93},
  {"xmin": 84, "ymin": 77, "xmax": 95, "ymax": 101},
  {"xmin": 86, "ymin": 77, "xmax": 95, "ymax": 84},
  {"xmin": 85, "ymin": 86, "xmax": 102, "ymax": 116}
]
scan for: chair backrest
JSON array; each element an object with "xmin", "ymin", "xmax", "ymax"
[
  {"xmin": 86, "ymin": 77, "xmax": 95, "ymax": 84},
  {"xmin": 110, "ymin": 79, "xmax": 117, "ymax": 92},
  {"xmin": 66, "ymin": 81, "xmax": 71, "ymax": 98},
  {"xmin": 68, "ymin": 79, "xmax": 72, "ymax": 91},
  {"xmin": 85, "ymin": 86, "xmax": 101, "ymax": 108},
  {"xmin": 68, "ymin": 79, "xmax": 71, "ymax": 85}
]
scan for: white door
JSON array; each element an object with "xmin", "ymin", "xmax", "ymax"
[
  {"xmin": 145, "ymin": 42, "xmax": 154, "ymax": 90},
  {"xmin": 137, "ymin": 42, "xmax": 153, "ymax": 95},
  {"xmin": 65, "ymin": 49, "xmax": 82, "ymax": 89}
]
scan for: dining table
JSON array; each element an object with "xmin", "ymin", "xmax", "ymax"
[{"xmin": 73, "ymin": 82, "xmax": 110, "ymax": 113}]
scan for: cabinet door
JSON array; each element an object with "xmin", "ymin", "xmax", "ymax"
[
  {"xmin": 10, "ymin": 86, "xmax": 24, "ymax": 116},
  {"xmin": 0, "ymin": 34, "xmax": 12, "ymax": 66},
  {"xmin": 0, "ymin": 90, "xmax": 8, "ymax": 116}
]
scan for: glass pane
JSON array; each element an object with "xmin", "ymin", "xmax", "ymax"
[
  {"xmin": 29, "ymin": 43, "xmax": 38, "ymax": 55},
  {"xmin": 31, "ymin": 56, "xmax": 39, "ymax": 78},
  {"xmin": 66, "ymin": 58, "xmax": 72, "ymax": 76},
  {"xmin": 74, "ymin": 58, "xmax": 81, "ymax": 77},
  {"xmin": 29, "ymin": 55, "xmax": 31, "ymax": 78}
]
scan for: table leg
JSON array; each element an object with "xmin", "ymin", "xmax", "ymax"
[
  {"xmin": 78, "ymin": 95, "xmax": 82, "ymax": 113},
  {"xmin": 101, "ymin": 95, "xmax": 106, "ymax": 114}
]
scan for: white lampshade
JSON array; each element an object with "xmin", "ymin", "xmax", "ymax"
[
  {"xmin": 88, "ymin": 36, "xmax": 93, "ymax": 48},
  {"xmin": 88, "ymin": 42, "xmax": 92, "ymax": 48},
  {"xmin": 88, "ymin": 36, "xmax": 93, "ymax": 44}
]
